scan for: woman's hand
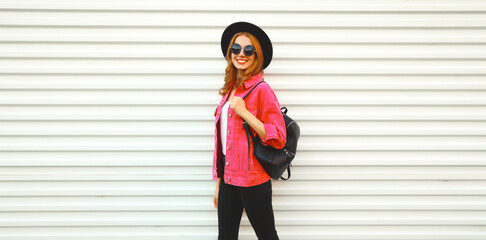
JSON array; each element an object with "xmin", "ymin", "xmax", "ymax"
[
  {"xmin": 229, "ymin": 96, "xmax": 248, "ymax": 117},
  {"xmin": 213, "ymin": 178, "xmax": 221, "ymax": 209}
]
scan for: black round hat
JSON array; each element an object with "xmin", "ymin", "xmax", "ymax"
[{"xmin": 221, "ymin": 21, "xmax": 273, "ymax": 70}]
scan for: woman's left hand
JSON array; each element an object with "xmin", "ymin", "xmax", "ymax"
[
  {"xmin": 229, "ymin": 96, "xmax": 248, "ymax": 117},
  {"xmin": 230, "ymin": 95, "xmax": 267, "ymax": 139}
]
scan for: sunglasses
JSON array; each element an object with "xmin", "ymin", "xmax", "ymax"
[{"xmin": 230, "ymin": 43, "xmax": 256, "ymax": 57}]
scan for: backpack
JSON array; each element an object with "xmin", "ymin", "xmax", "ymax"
[{"xmin": 242, "ymin": 82, "xmax": 300, "ymax": 180}]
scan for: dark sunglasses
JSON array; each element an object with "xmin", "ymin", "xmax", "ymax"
[{"xmin": 230, "ymin": 43, "xmax": 256, "ymax": 57}]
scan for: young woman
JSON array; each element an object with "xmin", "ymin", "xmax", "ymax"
[{"xmin": 212, "ymin": 22, "xmax": 287, "ymax": 240}]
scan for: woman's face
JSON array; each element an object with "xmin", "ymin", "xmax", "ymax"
[{"xmin": 231, "ymin": 35, "xmax": 255, "ymax": 70}]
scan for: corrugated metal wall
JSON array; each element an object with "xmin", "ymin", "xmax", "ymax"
[{"xmin": 1, "ymin": 0, "xmax": 486, "ymax": 239}]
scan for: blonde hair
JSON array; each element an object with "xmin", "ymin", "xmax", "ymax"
[{"xmin": 219, "ymin": 32, "xmax": 264, "ymax": 96}]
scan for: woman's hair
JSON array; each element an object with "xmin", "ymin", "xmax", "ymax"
[{"xmin": 219, "ymin": 32, "xmax": 264, "ymax": 96}]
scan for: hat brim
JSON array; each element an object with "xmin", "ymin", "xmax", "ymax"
[{"xmin": 221, "ymin": 22, "xmax": 273, "ymax": 70}]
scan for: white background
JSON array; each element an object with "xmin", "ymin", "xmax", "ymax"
[{"xmin": 1, "ymin": 0, "xmax": 486, "ymax": 239}]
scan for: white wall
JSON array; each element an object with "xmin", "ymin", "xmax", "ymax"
[{"xmin": 1, "ymin": 0, "xmax": 486, "ymax": 239}]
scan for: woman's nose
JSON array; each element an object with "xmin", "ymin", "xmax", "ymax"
[{"xmin": 237, "ymin": 49, "xmax": 245, "ymax": 58}]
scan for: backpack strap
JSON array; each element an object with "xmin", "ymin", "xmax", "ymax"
[{"xmin": 280, "ymin": 165, "xmax": 291, "ymax": 180}]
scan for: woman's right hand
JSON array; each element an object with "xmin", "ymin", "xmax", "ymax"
[{"xmin": 213, "ymin": 178, "xmax": 221, "ymax": 209}]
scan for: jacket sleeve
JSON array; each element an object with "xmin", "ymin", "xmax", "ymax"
[{"xmin": 257, "ymin": 84, "xmax": 287, "ymax": 149}]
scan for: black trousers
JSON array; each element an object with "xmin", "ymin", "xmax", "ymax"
[{"xmin": 218, "ymin": 154, "xmax": 279, "ymax": 240}]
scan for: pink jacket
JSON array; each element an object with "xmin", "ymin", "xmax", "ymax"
[{"xmin": 212, "ymin": 73, "xmax": 287, "ymax": 187}]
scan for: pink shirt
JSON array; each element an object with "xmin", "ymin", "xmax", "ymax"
[{"xmin": 213, "ymin": 73, "xmax": 287, "ymax": 187}]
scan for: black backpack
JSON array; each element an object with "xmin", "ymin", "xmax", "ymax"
[{"xmin": 242, "ymin": 81, "xmax": 300, "ymax": 180}]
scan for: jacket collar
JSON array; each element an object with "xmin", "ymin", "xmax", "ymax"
[
  {"xmin": 223, "ymin": 72, "xmax": 264, "ymax": 102},
  {"xmin": 242, "ymin": 72, "xmax": 264, "ymax": 89},
  {"xmin": 217, "ymin": 72, "xmax": 264, "ymax": 113}
]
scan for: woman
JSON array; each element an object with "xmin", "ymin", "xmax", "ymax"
[{"xmin": 212, "ymin": 22, "xmax": 287, "ymax": 240}]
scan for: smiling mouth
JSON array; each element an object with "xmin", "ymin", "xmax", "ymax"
[{"xmin": 236, "ymin": 59, "xmax": 248, "ymax": 64}]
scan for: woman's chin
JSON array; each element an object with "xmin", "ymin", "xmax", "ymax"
[{"xmin": 234, "ymin": 64, "xmax": 250, "ymax": 70}]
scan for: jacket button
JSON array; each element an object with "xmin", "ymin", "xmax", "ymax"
[
  {"xmin": 229, "ymin": 113, "xmax": 232, "ymax": 117},
  {"xmin": 228, "ymin": 130, "xmax": 231, "ymax": 134},
  {"xmin": 226, "ymin": 146, "xmax": 230, "ymax": 150},
  {"xmin": 227, "ymin": 178, "xmax": 231, "ymax": 182},
  {"xmin": 226, "ymin": 162, "xmax": 229, "ymax": 166}
]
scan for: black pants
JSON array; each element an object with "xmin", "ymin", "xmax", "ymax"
[{"xmin": 218, "ymin": 154, "xmax": 279, "ymax": 240}]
